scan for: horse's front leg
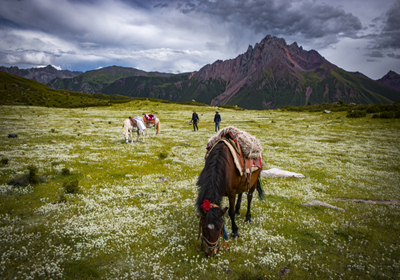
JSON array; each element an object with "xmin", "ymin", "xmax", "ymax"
[
  {"xmin": 235, "ymin": 193, "xmax": 242, "ymax": 215},
  {"xmin": 142, "ymin": 129, "xmax": 146, "ymax": 142},
  {"xmin": 136, "ymin": 130, "xmax": 140, "ymax": 142},
  {"xmin": 245, "ymin": 192, "xmax": 254, "ymax": 224},
  {"xmin": 228, "ymin": 196, "xmax": 239, "ymax": 238}
]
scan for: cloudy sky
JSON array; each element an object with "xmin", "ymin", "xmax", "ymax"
[{"xmin": 0, "ymin": 0, "xmax": 399, "ymax": 79}]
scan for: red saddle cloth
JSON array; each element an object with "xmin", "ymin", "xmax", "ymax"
[{"xmin": 143, "ymin": 114, "xmax": 156, "ymax": 124}]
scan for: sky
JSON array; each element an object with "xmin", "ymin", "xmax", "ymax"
[{"xmin": 0, "ymin": 0, "xmax": 399, "ymax": 80}]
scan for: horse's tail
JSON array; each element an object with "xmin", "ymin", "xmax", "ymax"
[
  {"xmin": 156, "ymin": 119, "xmax": 161, "ymax": 134},
  {"xmin": 256, "ymin": 177, "xmax": 264, "ymax": 201}
]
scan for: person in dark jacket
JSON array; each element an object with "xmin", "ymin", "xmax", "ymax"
[
  {"xmin": 214, "ymin": 110, "xmax": 221, "ymax": 132},
  {"xmin": 191, "ymin": 110, "xmax": 199, "ymax": 131}
]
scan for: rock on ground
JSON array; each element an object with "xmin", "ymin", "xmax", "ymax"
[{"xmin": 260, "ymin": 168, "xmax": 305, "ymax": 178}]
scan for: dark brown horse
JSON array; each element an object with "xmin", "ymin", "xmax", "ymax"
[{"xmin": 195, "ymin": 141, "xmax": 263, "ymax": 256}]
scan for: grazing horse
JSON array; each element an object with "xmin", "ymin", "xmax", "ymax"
[
  {"xmin": 195, "ymin": 140, "xmax": 263, "ymax": 257},
  {"xmin": 142, "ymin": 116, "xmax": 161, "ymax": 135},
  {"xmin": 122, "ymin": 118, "xmax": 146, "ymax": 143}
]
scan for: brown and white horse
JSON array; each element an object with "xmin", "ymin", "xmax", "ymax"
[
  {"xmin": 122, "ymin": 116, "xmax": 161, "ymax": 143},
  {"xmin": 122, "ymin": 118, "xmax": 146, "ymax": 143}
]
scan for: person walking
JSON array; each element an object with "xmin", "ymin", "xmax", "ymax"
[
  {"xmin": 214, "ymin": 110, "xmax": 221, "ymax": 132},
  {"xmin": 191, "ymin": 110, "xmax": 199, "ymax": 131}
]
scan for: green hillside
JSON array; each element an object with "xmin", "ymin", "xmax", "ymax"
[
  {"xmin": 48, "ymin": 66, "xmax": 172, "ymax": 94},
  {"xmin": 101, "ymin": 73, "xmax": 227, "ymax": 104},
  {"xmin": 45, "ymin": 64, "xmax": 400, "ymax": 110},
  {"xmin": 223, "ymin": 66, "xmax": 400, "ymax": 109},
  {"xmin": 0, "ymin": 71, "xmax": 132, "ymax": 108},
  {"xmin": 98, "ymin": 66, "xmax": 400, "ymax": 110}
]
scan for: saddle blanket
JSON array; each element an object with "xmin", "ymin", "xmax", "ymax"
[
  {"xmin": 205, "ymin": 127, "xmax": 263, "ymax": 177},
  {"xmin": 143, "ymin": 114, "xmax": 156, "ymax": 123},
  {"xmin": 207, "ymin": 126, "xmax": 262, "ymax": 159},
  {"xmin": 134, "ymin": 116, "xmax": 146, "ymax": 131}
]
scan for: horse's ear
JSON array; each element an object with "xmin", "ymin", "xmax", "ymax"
[{"xmin": 220, "ymin": 207, "xmax": 228, "ymax": 216}]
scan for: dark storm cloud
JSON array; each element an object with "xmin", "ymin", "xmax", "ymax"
[
  {"xmin": 378, "ymin": 0, "xmax": 400, "ymax": 49},
  {"xmin": 365, "ymin": 50, "xmax": 384, "ymax": 58},
  {"xmin": 367, "ymin": 0, "xmax": 400, "ymax": 50},
  {"xmin": 387, "ymin": 53, "xmax": 400, "ymax": 59},
  {"xmin": 169, "ymin": 0, "xmax": 362, "ymax": 42}
]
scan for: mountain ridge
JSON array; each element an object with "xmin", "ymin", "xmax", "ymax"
[
  {"xmin": 191, "ymin": 35, "xmax": 399, "ymax": 108},
  {"xmin": 46, "ymin": 65, "xmax": 172, "ymax": 94},
  {"xmin": 1, "ymin": 35, "xmax": 400, "ymax": 109},
  {"xmin": 0, "ymin": 65, "xmax": 82, "ymax": 85}
]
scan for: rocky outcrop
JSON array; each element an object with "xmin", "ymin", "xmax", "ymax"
[
  {"xmin": 0, "ymin": 65, "xmax": 82, "ymax": 85},
  {"xmin": 193, "ymin": 35, "xmax": 337, "ymax": 106}
]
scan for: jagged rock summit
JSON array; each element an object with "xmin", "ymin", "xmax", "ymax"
[
  {"xmin": 193, "ymin": 35, "xmax": 337, "ymax": 107},
  {"xmin": 189, "ymin": 35, "xmax": 399, "ymax": 109}
]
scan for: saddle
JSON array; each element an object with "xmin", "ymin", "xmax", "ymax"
[
  {"xmin": 143, "ymin": 114, "xmax": 156, "ymax": 124},
  {"xmin": 129, "ymin": 117, "xmax": 135, "ymax": 126},
  {"xmin": 205, "ymin": 131, "xmax": 262, "ymax": 177}
]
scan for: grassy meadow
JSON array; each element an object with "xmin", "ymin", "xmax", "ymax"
[{"xmin": 0, "ymin": 100, "xmax": 399, "ymax": 279}]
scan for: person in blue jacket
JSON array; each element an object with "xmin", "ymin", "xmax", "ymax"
[
  {"xmin": 191, "ymin": 110, "xmax": 199, "ymax": 131},
  {"xmin": 214, "ymin": 110, "xmax": 221, "ymax": 132}
]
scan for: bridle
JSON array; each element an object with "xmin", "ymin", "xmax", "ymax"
[{"xmin": 196, "ymin": 203, "xmax": 230, "ymax": 255}]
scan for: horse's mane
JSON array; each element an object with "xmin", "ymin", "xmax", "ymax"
[{"xmin": 195, "ymin": 142, "xmax": 228, "ymax": 214}]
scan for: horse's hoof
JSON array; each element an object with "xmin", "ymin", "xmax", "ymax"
[
  {"xmin": 231, "ymin": 233, "xmax": 239, "ymax": 239},
  {"xmin": 245, "ymin": 219, "xmax": 252, "ymax": 225},
  {"xmin": 235, "ymin": 211, "xmax": 240, "ymax": 216}
]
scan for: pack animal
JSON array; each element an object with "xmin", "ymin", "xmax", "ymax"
[
  {"xmin": 122, "ymin": 118, "xmax": 146, "ymax": 143},
  {"xmin": 196, "ymin": 127, "xmax": 263, "ymax": 257}
]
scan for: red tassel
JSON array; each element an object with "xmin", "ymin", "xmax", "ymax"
[{"xmin": 201, "ymin": 200, "xmax": 211, "ymax": 211}]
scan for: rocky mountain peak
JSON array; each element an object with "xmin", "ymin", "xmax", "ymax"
[
  {"xmin": 193, "ymin": 34, "xmax": 333, "ymax": 106},
  {"xmin": 377, "ymin": 70, "xmax": 400, "ymax": 91}
]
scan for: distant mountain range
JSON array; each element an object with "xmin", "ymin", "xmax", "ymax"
[
  {"xmin": 1, "ymin": 35, "xmax": 399, "ymax": 109},
  {"xmin": 0, "ymin": 65, "xmax": 82, "ymax": 85}
]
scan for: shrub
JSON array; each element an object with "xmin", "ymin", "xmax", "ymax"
[
  {"xmin": 346, "ymin": 110, "xmax": 367, "ymax": 118},
  {"xmin": 7, "ymin": 165, "xmax": 43, "ymax": 186},
  {"xmin": 379, "ymin": 111, "xmax": 396, "ymax": 119},
  {"xmin": 395, "ymin": 111, "xmax": 400, "ymax": 118},
  {"xmin": 366, "ymin": 105, "xmax": 383, "ymax": 113},
  {"xmin": 158, "ymin": 152, "xmax": 168, "ymax": 160},
  {"xmin": 64, "ymin": 180, "xmax": 80, "ymax": 194},
  {"xmin": 1, "ymin": 158, "xmax": 8, "ymax": 165},
  {"xmin": 27, "ymin": 165, "xmax": 40, "ymax": 185},
  {"xmin": 58, "ymin": 193, "xmax": 67, "ymax": 203},
  {"xmin": 7, "ymin": 174, "xmax": 29, "ymax": 187},
  {"xmin": 61, "ymin": 167, "xmax": 71, "ymax": 176}
]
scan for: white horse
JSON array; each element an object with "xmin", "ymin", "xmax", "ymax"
[{"xmin": 122, "ymin": 118, "xmax": 147, "ymax": 143}]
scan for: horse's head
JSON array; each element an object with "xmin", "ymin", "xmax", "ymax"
[{"xmin": 200, "ymin": 203, "xmax": 228, "ymax": 257}]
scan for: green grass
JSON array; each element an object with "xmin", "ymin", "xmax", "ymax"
[
  {"xmin": 0, "ymin": 100, "xmax": 399, "ymax": 279},
  {"xmin": 0, "ymin": 71, "xmax": 132, "ymax": 108}
]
